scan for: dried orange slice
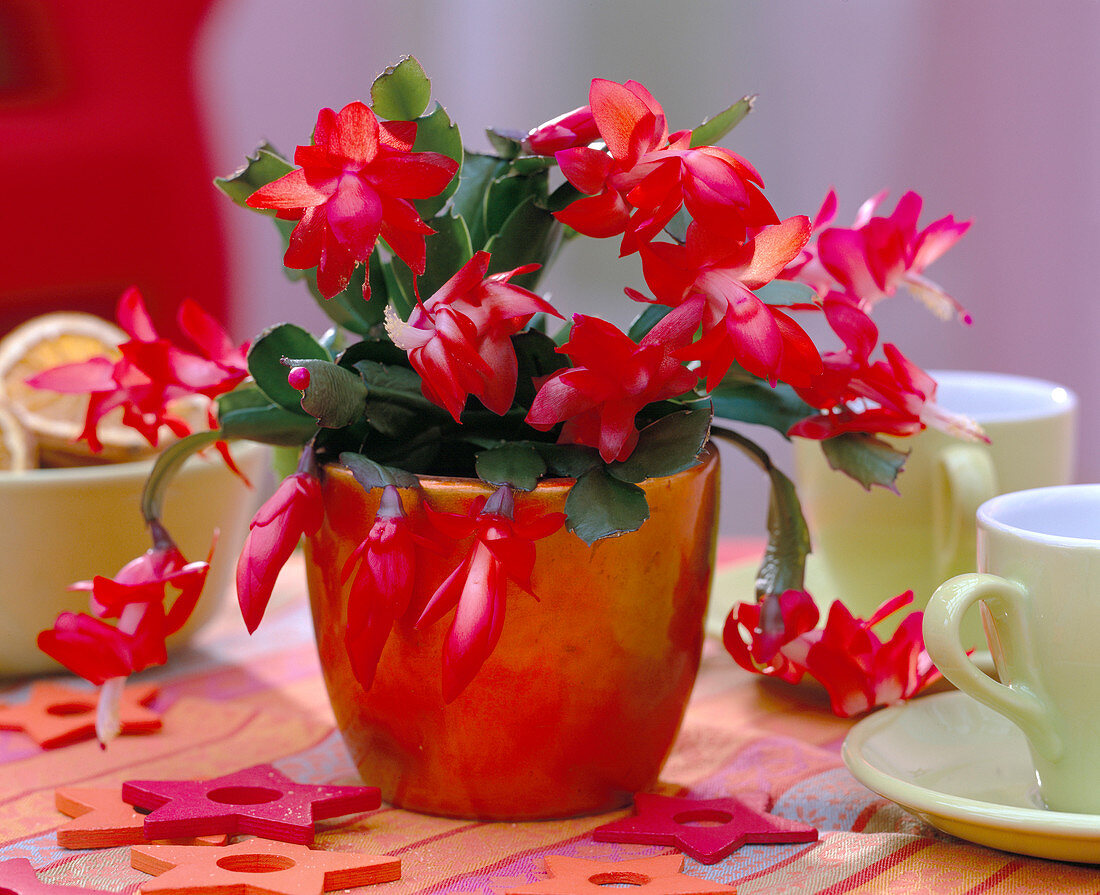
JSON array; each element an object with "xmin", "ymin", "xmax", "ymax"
[
  {"xmin": 0, "ymin": 312, "xmax": 153, "ymax": 464},
  {"xmin": 0, "ymin": 404, "xmax": 36, "ymax": 471}
]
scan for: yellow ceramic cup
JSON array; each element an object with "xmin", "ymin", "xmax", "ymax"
[
  {"xmin": 924, "ymin": 485, "xmax": 1100, "ymax": 814},
  {"xmin": 0, "ymin": 441, "xmax": 268, "ymax": 676},
  {"xmin": 793, "ymin": 371, "xmax": 1076, "ymax": 645}
]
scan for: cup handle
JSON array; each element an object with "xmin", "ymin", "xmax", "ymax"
[
  {"xmin": 933, "ymin": 444, "xmax": 997, "ymax": 581},
  {"xmin": 923, "ymin": 573, "xmax": 1063, "ymax": 762}
]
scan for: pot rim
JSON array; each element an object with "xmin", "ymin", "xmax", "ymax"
[{"xmin": 320, "ymin": 440, "xmax": 718, "ymax": 496}]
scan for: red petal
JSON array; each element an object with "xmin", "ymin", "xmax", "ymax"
[
  {"xmin": 372, "ymin": 150, "xmax": 458, "ymax": 199},
  {"xmin": 818, "ymin": 227, "xmax": 881, "ymax": 301},
  {"xmin": 589, "ymin": 78, "xmax": 655, "ymax": 165},
  {"xmin": 177, "ymin": 299, "xmax": 242, "ymax": 366},
  {"xmin": 326, "ymin": 176, "xmax": 383, "ymax": 259},
  {"xmin": 26, "ymin": 356, "xmax": 117, "ymax": 393},
  {"xmin": 553, "ymin": 190, "xmax": 630, "ymax": 239},
  {"xmin": 771, "ymin": 309, "xmax": 823, "ymax": 387},
  {"xmin": 316, "ymin": 231, "xmax": 358, "ymax": 298},
  {"xmin": 116, "ymin": 286, "xmax": 158, "ymax": 342},
  {"xmin": 379, "ymin": 119, "xmax": 417, "ymax": 150},
  {"xmin": 823, "ymin": 295, "xmax": 879, "ymax": 362},
  {"xmin": 741, "ymin": 217, "xmax": 812, "ymax": 288},
  {"xmin": 441, "ymin": 545, "xmax": 506, "ymax": 702},
  {"xmin": 247, "ymin": 168, "xmax": 330, "ymax": 211},
  {"xmin": 556, "ymin": 146, "xmax": 614, "ymax": 195},
  {"xmin": 331, "ymin": 101, "xmax": 380, "ymax": 165},
  {"xmin": 472, "ymin": 336, "xmax": 518, "ymax": 415},
  {"xmin": 283, "ymin": 206, "xmax": 325, "ymax": 270},
  {"xmin": 37, "ymin": 613, "xmax": 136, "ymax": 685}
]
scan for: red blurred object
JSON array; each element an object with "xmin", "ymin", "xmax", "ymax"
[{"xmin": 0, "ymin": 0, "xmax": 229, "ymax": 334}]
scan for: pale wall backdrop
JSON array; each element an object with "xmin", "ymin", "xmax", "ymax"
[{"xmin": 195, "ymin": 0, "xmax": 1099, "ymax": 537}]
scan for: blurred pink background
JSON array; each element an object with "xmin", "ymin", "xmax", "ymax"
[{"xmin": 5, "ymin": 0, "xmax": 1097, "ymax": 535}]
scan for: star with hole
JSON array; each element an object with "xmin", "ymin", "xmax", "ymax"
[
  {"xmin": 0, "ymin": 858, "xmax": 120, "ymax": 895},
  {"xmin": 131, "ymin": 838, "xmax": 400, "ymax": 895},
  {"xmin": 122, "ymin": 763, "xmax": 381, "ymax": 845},
  {"xmin": 0, "ymin": 682, "xmax": 160, "ymax": 748},
  {"xmin": 592, "ymin": 792, "xmax": 818, "ymax": 864},
  {"xmin": 506, "ymin": 855, "xmax": 735, "ymax": 895},
  {"xmin": 55, "ymin": 786, "xmax": 228, "ymax": 849}
]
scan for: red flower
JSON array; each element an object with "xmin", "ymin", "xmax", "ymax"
[
  {"xmin": 722, "ymin": 590, "xmax": 820, "ymax": 684},
  {"xmin": 236, "ymin": 469, "xmax": 324, "ymax": 634},
  {"xmin": 807, "ymin": 190, "xmax": 972, "ymax": 323},
  {"xmin": 246, "ymin": 101, "xmax": 459, "ymax": 298},
  {"xmin": 525, "ymin": 309, "xmax": 700, "ymax": 463},
  {"xmin": 385, "ymin": 251, "xmax": 561, "ymax": 420},
  {"xmin": 789, "ymin": 295, "xmax": 986, "ymax": 442},
  {"xmin": 525, "ymin": 105, "xmax": 600, "ymax": 155},
  {"xmin": 38, "ymin": 527, "xmax": 212, "ymax": 686},
  {"xmin": 724, "ymin": 591, "xmax": 942, "ymax": 717},
  {"xmin": 27, "ymin": 287, "xmax": 248, "ymax": 451},
  {"xmin": 553, "ymin": 78, "xmax": 778, "ymax": 254},
  {"xmin": 780, "ymin": 594, "xmax": 943, "ymax": 717},
  {"xmin": 631, "ymin": 216, "xmax": 822, "ymax": 388},
  {"xmin": 415, "ymin": 486, "xmax": 565, "ymax": 702},
  {"xmin": 38, "ymin": 613, "xmax": 155, "ymax": 686},
  {"xmin": 341, "ymin": 485, "xmax": 418, "ymax": 690}
]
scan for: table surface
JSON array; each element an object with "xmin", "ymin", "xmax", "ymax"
[{"xmin": 3, "ymin": 544, "xmax": 1099, "ymax": 895}]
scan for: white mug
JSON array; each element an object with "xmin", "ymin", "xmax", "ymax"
[
  {"xmin": 924, "ymin": 485, "xmax": 1100, "ymax": 814},
  {"xmin": 793, "ymin": 371, "xmax": 1077, "ymax": 644}
]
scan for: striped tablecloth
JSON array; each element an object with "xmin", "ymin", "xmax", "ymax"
[{"xmin": 3, "ymin": 544, "xmax": 1100, "ymax": 894}]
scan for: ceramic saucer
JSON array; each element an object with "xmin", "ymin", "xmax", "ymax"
[{"xmin": 843, "ymin": 690, "xmax": 1100, "ymax": 863}]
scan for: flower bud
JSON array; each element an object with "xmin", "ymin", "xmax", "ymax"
[{"xmin": 288, "ymin": 366, "xmax": 311, "ymax": 390}]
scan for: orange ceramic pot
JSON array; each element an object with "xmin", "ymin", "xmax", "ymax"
[{"xmin": 304, "ymin": 444, "xmax": 719, "ymax": 820}]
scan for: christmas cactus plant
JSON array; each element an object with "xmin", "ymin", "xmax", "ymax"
[{"xmin": 35, "ymin": 57, "xmax": 979, "ymax": 737}]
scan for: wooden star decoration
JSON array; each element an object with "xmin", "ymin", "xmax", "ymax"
[
  {"xmin": 0, "ymin": 682, "xmax": 160, "ymax": 748},
  {"xmin": 0, "ymin": 858, "xmax": 120, "ymax": 895},
  {"xmin": 505, "ymin": 855, "xmax": 736, "ymax": 895},
  {"xmin": 55, "ymin": 787, "xmax": 228, "ymax": 849},
  {"xmin": 121, "ymin": 763, "xmax": 381, "ymax": 845},
  {"xmin": 592, "ymin": 792, "xmax": 818, "ymax": 864},
  {"xmin": 130, "ymin": 838, "xmax": 401, "ymax": 895}
]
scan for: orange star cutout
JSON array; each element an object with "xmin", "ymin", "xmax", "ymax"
[
  {"xmin": 0, "ymin": 682, "xmax": 161, "ymax": 748},
  {"xmin": 506, "ymin": 855, "xmax": 737, "ymax": 895},
  {"xmin": 56, "ymin": 787, "xmax": 228, "ymax": 849},
  {"xmin": 0, "ymin": 857, "xmax": 119, "ymax": 895},
  {"xmin": 130, "ymin": 838, "xmax": 401, "ymax": 895}
]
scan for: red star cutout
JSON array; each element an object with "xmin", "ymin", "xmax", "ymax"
[
  {"xmin": 121, "ymin": 763, "xmax": 381, "ymax": 845},
  {"xmin": 592, "ymin": 792, "xmax": 818, "ymax": 864},
  {"xmin": 0, "ymin": 858, "xmax": 119, "ymax": 895},
  {"xmin": 506, "ymin": 855, "xmax": 736, "ymax": 895},
  {"xmin": 55, "ymin": 787, "xmax": 228, "ymax": 849},
  {"xmin": 0, "ymin": 682, "xmax": 160, "ymax": 748},
  {"xmin": 131, "ymin": 838, "xmax": 400, "ymax": 895}
]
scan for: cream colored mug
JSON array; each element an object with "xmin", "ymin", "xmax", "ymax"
[
  {"xmin": 793, "ymin": 371, "xmax": 1077, "ymax": 643},
  {"xmin": 924, "ymin": 485, "xmax": 1100, "ymax": 814}
]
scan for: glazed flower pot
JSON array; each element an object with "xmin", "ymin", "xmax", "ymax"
[
  {"xmin": 304, "ymin": 444, "xmax": 720, "ymax": 820},
  {"xmin": 0, "ymin": 441, "xmax": 269, "ymax": 677}
]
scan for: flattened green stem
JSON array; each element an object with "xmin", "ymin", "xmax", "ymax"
[
  {"xmin": 365, "ymin": 384, "xmax": 455, "ymax": 419},
  {"xmin": 141, "ymin": 430, "xmax": 224, "ymax": 524}
]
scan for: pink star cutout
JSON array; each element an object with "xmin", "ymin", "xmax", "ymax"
[
  {"xmin": 131, "ymin": 838, "xmax": 401, "ymax": 895},
  {"xmin": 121, "ymin": 763, "xmax": 380, "ymax": 845},
  {"xmin": 592, "ymin": 792, "xmax": 818, "ymax": 864},
  {"xmin": 506, "ymin": 855, "xmax": 736, "ymax": 895},
  {"xmin": 0, "ymin": 858, "xmax": 119, "ymax": 895},
  {"xmin": 0, "ymin": 682, "xmax": 160, "ymax": 748}
]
